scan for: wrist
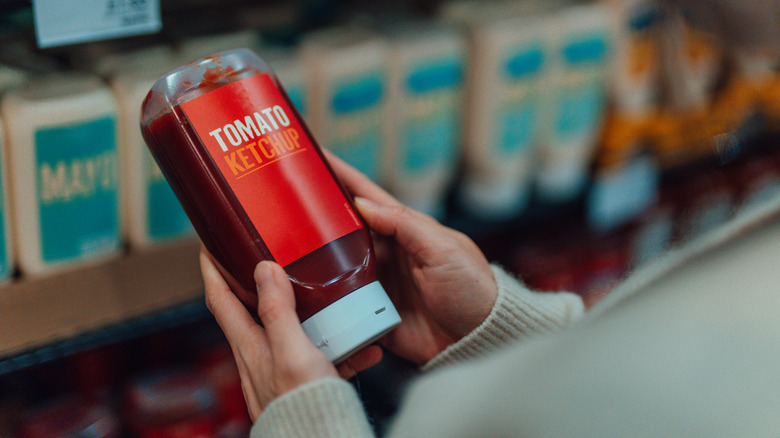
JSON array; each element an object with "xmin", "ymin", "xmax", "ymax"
[
  {"xmin": 435, "ymin": 267, "xmax": 499, "ymax": 341},
  {"xmin": 422, "ymin": 265, "xmax": 584, "ymax": 371},
  {"xmin": 253, "ymin": 377, "xmax": 374, "ymax": 438}
]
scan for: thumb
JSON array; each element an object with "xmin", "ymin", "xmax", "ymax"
[{"xmin": 255, "ymin": 262, "xmax": 317, "ymax": 357}]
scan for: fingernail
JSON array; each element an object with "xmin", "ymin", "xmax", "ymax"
[
  {"xmin": 354, "ymin": 196, "xmax": 378, "ymax": 210},
  {"xmin": 255, "ymin": 261, "xmax": 276, "ymax": 285}
]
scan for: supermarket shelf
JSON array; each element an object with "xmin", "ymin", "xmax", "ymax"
[
  {"xmin": 0, "ymin": 299, "xmax": 210, "ymax": 375},
  {"xmin": 0, "ymin": 239, "xmax": 205, "ymax": 372},
  {"xmin": 0, "ymin": 1, "xmax": 28, "ymax": 10}
]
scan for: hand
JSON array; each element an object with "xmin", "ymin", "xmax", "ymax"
[
  {"xmin": 200, "ymin": 248, "xmax": 383, "ymax": 421},
  {"xmin": 327, "ymin": 152, "xmax": 498, "ymax": 366}
]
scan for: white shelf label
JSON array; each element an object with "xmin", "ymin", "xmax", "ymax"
[{"xmin": 33, "ymin": 0, "xmax": 161, "ymax": 48}]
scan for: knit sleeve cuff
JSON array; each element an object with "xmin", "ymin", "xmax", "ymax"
[
  {"xmin": 422, "ymin": 265, "xmax": 585, "ymax": 371},
  {"xmin": 250, "ymin": 377, "xmax": 375, "ymax": 438}
]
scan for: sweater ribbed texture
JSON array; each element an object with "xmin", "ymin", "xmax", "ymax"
[
  {"xmin": 251, "ymin": 377, "xmax": 373, "ymax": 438},
  {"xmin": 246, "ymin": 198, "xmax": 780, "ymax": 438},
  {"xmin": 422, "ymin": 265, "xmax": 585, "ymax": 371},
  {"xmin": 250, "ymin": 265, "xmax": 584, "ymax": 437}
]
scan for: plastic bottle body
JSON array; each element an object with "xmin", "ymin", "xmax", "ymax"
[{"xmin": 141, "ymin": 49, "xmax": 399, "ymax": 362}]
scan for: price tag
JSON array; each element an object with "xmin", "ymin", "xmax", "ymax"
[{"xmin": 33, "ymin": 0, "xmax": 161, "ymax": 48}]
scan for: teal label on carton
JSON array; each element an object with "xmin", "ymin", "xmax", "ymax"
[
  {"xmin": 401, "ymin": 59, "xmax": 463, "ymax": 174},
  {"xmin": 145, "ymin": 151, "xmax": 193, "ymax": 240},
  {"xmin": 500, "ymin": 105, "xmax": 537, "ymax": 155},
  {"xmin": 498, "ymin": 43, "xmax": 546, "ymax": 157},
  {"xmin": 554, "ymin": 32, "xmax": 610, "ymax": 144},
  {"xmin": 36, "ymin": 116, "xmax": 120, "ymax": 263},
  {"xmin": 407, "ymin": 61, "xmax": 462, "ymax": 93},
  {"xmin": 331, "ymin": 75, "xmax": 383, "ymax": 113},
  {"xmin": 555, "ymin": 85, "xmax": 604, "ymax": 138},
  {"xmin": 505, "ymin": 47, "xmax": 544, "ymax": 79},
  {"xmin": 402, "ymin": 113, "xmax": 458, "ymax": 171},
  {"xmin": 562, "ymin": 35, "xmax": 608, "ymax": 66},
  {"xmin": 329, "ymin": 72, "xmax": 385, "ymax": 180},
  {"xmin": 0, "ymin": 146, "xmax": 9, "ymax": 280}
]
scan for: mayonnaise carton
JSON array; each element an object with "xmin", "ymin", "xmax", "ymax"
[
  {"xmin": 1, "ymin": 73, "xmax": 122, "ymax": 276},
  {"xmin": 111, "ymin": 63, "xmax": 196, "ymax": 249},
  {"xmin": 0, "ymin": 118, "xmax": 14, "ymax": 283},
  {"xmin": 456, "ymin": 11, "xmax": 552, "ymax": 219},
  {"xmin": 537, "ymin": 2, "xmax": 613, "ymax": 203},
  {"xmin": 300, "ymin": 26, "xmax": 389, "ymax": 183},
  {"xmin": 384, "ymin": 22, "xmax": 466, "ymax": 218}
]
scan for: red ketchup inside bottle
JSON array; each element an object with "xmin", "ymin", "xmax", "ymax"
[{"xmin": 140, "ymin": 49, "xmax": 400, "ymax": 363}]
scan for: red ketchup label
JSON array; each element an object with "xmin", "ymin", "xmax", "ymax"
[{"xmin": 182, "ymin": 73, "xmax": 362, "ymax": 267}]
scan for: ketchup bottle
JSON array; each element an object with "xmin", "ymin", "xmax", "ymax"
[{"xmin": 140, "ymin": 49, "xmax": 400, "ymax": 363}]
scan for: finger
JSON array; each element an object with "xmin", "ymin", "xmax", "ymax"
[
  {"xmin": 200, "ymin": 250, "xmax": 265, "ymax": 348},
  {"xmin": 230, "ymin": 347, "xmax": 263, "ymax": 421},
  {"xmin": 201, "ymin": 249, "xmax": 269, "ymax": 420},
  {"xmin": 335, "ymin": 345, "xmax": 384, "ymax": 379},
  {"xmin": 354, "ymin": 198, "xmax": 455, "ymax": 264},
  {"xmin": 254, "ymin": 261, "xmax": 319, "ymax": 358},
  {"xmin": 323, "ymin": 150, "xmax": 401, "ymax": 207}
]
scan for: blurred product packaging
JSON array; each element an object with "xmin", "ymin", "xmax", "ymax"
[
  {"xmin": 124, "ymin": 367, "xmax": 219, "ymax": 438},
  {"xmin": 587, "ymin": 0, "xmax": 662, "ymax": 231},
  {"xmin": 383, "ymin": 21, "xmax": 466, "ymax": 219},
  {"xmin": 18, "ymin": 395, "xmax": 120, "ymax": 438},
  {"xmin": 0, "ymin": 64, "xmax": 27, "ymax": 93},
  {"xmin": 110, "ymin": 53, "xmax": 197, "ymax": 250},
  {"xmin": 1, "ymin": 72, "xmax": 122, "ymax": 277},
  {"xmin": 444, "ymin": 1, "xmax": 553, "ymax": 220},
  {"xmin": 536, "ymin": 2, "xmax": 613, "ymax": 203},
  {"xmin": 262, "ymin": 44, "xmax": 308, "ymax": 119},
  {"xmin": 301, "ymin": 26, "xmax": 390, "ymax": 183},
  {"xmin": 178, "ymin": 29, "xmax": 263, "ymax": 63},
  {"xmin": 0, "ymin": 117, "xmax": 13, "ymax": 284}
]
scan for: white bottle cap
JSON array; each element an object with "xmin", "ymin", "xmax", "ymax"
[{"xmin": 301, "ymin": 281, "xmax": 401, "ymax": 363}]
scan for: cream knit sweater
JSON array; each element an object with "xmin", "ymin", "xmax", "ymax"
[
  {"xmin": 252, "ymin": 198, "xmax": 780, "ymax": 437},
  {"xmin": 251, "ymin": 266, "xmax": 585, "ymax": 437}
]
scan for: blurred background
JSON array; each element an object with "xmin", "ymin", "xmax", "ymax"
[{"xmin": 1, "ymin": 0, "xmax": 779, "ymax": 436}]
